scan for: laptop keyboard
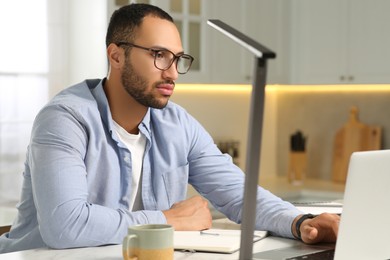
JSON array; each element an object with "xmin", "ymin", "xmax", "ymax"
[{"xmin": 285, "ymin": 249, "xmax": 335, "ymax": 260}]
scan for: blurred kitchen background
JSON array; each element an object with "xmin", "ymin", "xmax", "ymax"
[{"xmin": 1, "ymin": 0, "xmax": 390, "ymax": 220}]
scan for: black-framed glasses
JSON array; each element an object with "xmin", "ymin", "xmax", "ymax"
[{"xmin": 116, "ymin": 42, "xmax": 194, "ymax": 74}]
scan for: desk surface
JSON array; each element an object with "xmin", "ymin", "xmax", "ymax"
[
  {"xmin": 0, "ymin": 178, "xmax": 342, "ymax": 259},
  {"xmin": 0, "ymin": 219, "xmax": 306, "ymax": 259},
  {"xmin": 0, "ymin": 236, "xmax": 302, "ymax": 260},
  {"xmin": 1, "ymin": 177, "xmax": 343, "ymax": 259}
]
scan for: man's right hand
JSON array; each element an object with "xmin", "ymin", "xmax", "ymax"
[{"xmin": 162, "ymin": 195, "xmax": 212, "ymax": 231}]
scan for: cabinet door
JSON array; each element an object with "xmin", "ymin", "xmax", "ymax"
[
  {"xmin": 243, "ymin": 0, "xmax": 290, "ymax": 84},
  {"xmin": 206, "ymin": 0, "xmax": 247, "ymax": 83},
  {"xmin": 290, "ymin": 0, "xmax": 349, "ymax": 84},
  {"xmin": 159, "ymin": 0, "xmax": 253, "ymax": 84},
  {"xmin": 207, "ymin": 0, "xmax": 288, "ymax": 84},
  {"xmin": 348, "ymin": 0, "xmax": 390, "ymax": 83},
  {"xmin": 290, "ymin": 0, "xmax": 390, "ymax": 84}
]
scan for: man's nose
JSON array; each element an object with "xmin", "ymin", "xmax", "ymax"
[{"xmin": 162, "ymin": 60, "xmax": 179, "ymax": 80}]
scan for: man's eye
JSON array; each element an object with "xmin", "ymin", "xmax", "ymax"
[{"xmin": 152, "ymin": 50, "xmax": 165, "ymax": 59}]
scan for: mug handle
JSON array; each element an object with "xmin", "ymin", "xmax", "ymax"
[{"xmin": 122, "ymin": 234, "xmax": 138, "ymax": 260}]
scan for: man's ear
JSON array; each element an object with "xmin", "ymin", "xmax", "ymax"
[{"xmin": 107, "ymin": 43, "xmax": 124, "ymax": 69}]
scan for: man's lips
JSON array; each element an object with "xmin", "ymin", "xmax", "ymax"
[{"xmin": 156, "ymin": 83, "xmax": 174, "ymax": 96}]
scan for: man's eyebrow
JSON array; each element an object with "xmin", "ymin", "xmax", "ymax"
[{"xmin": 151, "ymin": 45, "xmax": 185, "ymax": 55}]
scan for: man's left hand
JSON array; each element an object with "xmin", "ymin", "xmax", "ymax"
[{"xmin": 294, "ymin": 213, "xmax": 340, "ymax": 244}]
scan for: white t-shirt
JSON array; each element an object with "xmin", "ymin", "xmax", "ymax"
[{"xmin": 113, "ymin": 121, "xmax": 146, "ymax": 211}]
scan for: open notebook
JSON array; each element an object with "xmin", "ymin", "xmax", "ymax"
[{"xmin": 174, "ymin": 229, "xmax": 267, "ymax": 254}]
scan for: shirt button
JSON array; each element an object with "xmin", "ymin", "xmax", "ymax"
[{"xmin": 124, "ymin": 156, "xmax": 130, "ymax": 163}]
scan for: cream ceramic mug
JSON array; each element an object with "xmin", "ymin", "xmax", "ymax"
[{"xmin": 122, "ymin": 224, "xmax": 174, "ymax": 260}]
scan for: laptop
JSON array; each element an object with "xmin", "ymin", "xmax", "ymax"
[{"xmin": 252, "ymin": 149, "xmax": 390, "ymax": 260}]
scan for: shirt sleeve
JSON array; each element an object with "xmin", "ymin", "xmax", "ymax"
[
  {"xmin": 185, "ymin": 113, "xmax": 302, "ymax": 238},
  {"xmin": 29, "ymin": 105, "xmax": 167, "ymax": 249}
]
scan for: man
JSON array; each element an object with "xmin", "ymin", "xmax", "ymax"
[{"xmin": 0, "ymin": 3, "xmax": 338, "ymax": 253}]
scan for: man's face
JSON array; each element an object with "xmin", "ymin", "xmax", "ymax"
[{"xmin": 121, "ymin": 16, "xmax": 183, "ymax": 109}]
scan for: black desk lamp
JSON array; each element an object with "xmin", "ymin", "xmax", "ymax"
[{"xmin": 207, "ymin": 19, "xmax": 276, "ymax": 260}]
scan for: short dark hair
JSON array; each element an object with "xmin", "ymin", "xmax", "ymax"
[{"xmin": 106, "ymin": 3, "xmax": 174, "ymax": 47}]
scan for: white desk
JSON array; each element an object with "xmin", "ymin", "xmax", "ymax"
[
  {"xmin": 0, "ymin": 236, "xmax": 302, "ymax": 260},
  {"xmin": 0, "ymin": 219, "xmax": 307, "ymax": 260}
]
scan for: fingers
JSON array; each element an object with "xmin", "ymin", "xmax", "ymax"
[
  {"xmin": 306, "ymin": 226, "xmax": 318, "ymax": 240},
  {"xmin": 301, "ymin": 225, "xmax": 319, "ymax": 244},
  {"xmin": 300, "ymin": 213, "xmax": 340, "ymax": 244}
]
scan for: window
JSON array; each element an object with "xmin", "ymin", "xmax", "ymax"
[{"xmin": 0, "ymin": 0, "xmax": 49, "ymax": 203}]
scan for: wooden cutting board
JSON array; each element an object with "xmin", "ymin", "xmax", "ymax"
[{"xmin": 332, "ymin": 107, "xmax": 381, "ymax": 183}]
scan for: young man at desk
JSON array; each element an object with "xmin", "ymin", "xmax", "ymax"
[{"xmin": 0, "ymin": 3, "xmax": 339, "ymax": 253}]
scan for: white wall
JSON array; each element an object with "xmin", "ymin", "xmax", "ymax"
[
  {"xmin": 275, "ymin": 87, "xmax": 390, "ymax": 180},
  {"xmin": 171, "ymin": 85, "xmax": 278, "ymax": 180},
  {"xmin": 172, "ymin": 85, "xmax": 390, "ymax": 183},
  {"xmin": 48, "ymin": 0, "xmax": 108, "ymax": 98}
]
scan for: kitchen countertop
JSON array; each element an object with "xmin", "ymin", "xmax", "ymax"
[
  {"xmin": 189, "ymin": 176, "xmax": 345, "ymax": 219},
  {"xmin": 259, "ymin": 176, "xmax": 345, "ymax": 199}
]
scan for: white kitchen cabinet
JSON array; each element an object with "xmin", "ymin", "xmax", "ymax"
[
  {"xmin": 157, "ymin": 0, "xmax": 254, "ymax": 84},
  {"xmin": 108, "ymin": 1, "xmax": 390, "ymax": 84},
  {"xmin": 204, "ymin": 0, "xmax": 248, "ymax": 84},
  {"xmin": 194, "ymin": 0, "xmax": 288, "ymax": 84},
  {"xmin": 241, "ymin": 0, "xmax": 290, "ymax": 84},
  {"xmin": 290, "ymin": 0, "xmax": 390, "ymax": 84}
]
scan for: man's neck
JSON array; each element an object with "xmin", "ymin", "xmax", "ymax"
[{"xmin": 103, "ymin": 78, "xmax": 147, "ymax": 134}]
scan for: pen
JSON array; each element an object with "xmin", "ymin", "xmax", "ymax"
[
  {"xmin": 200, "ymin": 230, "xmax": 219, "ymax": 236},
  {"xmin": 200, "ymin": 230, "xmax": 266, "ymax": 239}
]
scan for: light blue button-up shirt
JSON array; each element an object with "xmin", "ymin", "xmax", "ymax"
[{"xmin": 0, "ymin": 79, "xmax": 302, "ymax": 253}]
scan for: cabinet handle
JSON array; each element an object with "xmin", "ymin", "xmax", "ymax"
[
  {"xmin": 340, "ymin": 75, "xmax": 345, "ymax": 81},
  {"xmin": 348, "ymin": 75, "xmax": 354, "ymax": 81}
]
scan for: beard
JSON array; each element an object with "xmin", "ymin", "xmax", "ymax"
[{"xmin": 120, "ymin": 56, "xmax": 172, "ymax": 109}]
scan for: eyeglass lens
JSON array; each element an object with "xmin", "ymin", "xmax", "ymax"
[
  {"xmin": 176, "ymin": 55, "xmax": 192, "ymax": 74},
  {"xmin": 154, "ymin": 50, "xmax": 192, "ymax": 74}
]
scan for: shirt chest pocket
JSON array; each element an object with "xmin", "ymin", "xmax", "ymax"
[{"xmin": 161, "ymin": 163, "xmax": 189, "ymax": 206}]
